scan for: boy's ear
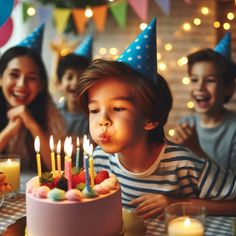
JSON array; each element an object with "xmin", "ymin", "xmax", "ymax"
[{"xmin": 144, "ymin": 120, "xmax": 159, "ymax": 131}]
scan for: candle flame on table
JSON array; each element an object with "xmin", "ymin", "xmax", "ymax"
[
  {"xmin": 184, "ymin": 217, "xmax": 191, "ymax": 227},
  {"xmin": 49, "ymin": 135, "xmax": 54, "ymax": 151},
  {"xmin": 34, "ymin": 136, "xmax": 40, "ymax": 153},
  {"xmin": 6, "ymin": 159, "xmax": 12, "ymax": 165}
]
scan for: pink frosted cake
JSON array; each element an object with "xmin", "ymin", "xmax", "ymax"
[{"xmin": 26, "ymin": 170, "xmax": 123, "ymax": 236}]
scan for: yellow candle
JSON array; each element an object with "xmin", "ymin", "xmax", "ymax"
[
  {"xmin": 0, "ymin": 158, "xmax": 20, "ymax": 192},
  {"xmin": 56, "ymin": 140, "xmax": 61, "ymax": 176},
  {"xmin": 168, "ymin": 216, "xmax": 204, "ymax": 236},
  {"xmin": 34, "ymin": 136, "xmax": 42, "ymax": 177},
  {"xmin": 50, "ymin": 135, "xmax": 56, "ymax": 177},
  {"xmin": 89, "ymin": 156, "xmax": 94, "ymax": 187}
]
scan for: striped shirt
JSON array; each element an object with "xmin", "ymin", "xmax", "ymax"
[{"xmin": 93, "ymin": 142, "xmax": 236, "ymax": 235}]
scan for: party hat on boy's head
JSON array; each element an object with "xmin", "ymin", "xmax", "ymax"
[
  {"xmin": 74, "ymin": 35, "xmax": 93, "ymax": 63},
  {"xmin": 214, "ymin": 32, "xmax": 231, "ymax": 60},
  {"xmin": 17, "ymin": 24, "xmax": 45, "ymax": 54},
  {"xmin": 117, "ymin": 18, "xmax": 157, "ymax": 82}
]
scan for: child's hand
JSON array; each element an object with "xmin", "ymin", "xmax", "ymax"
[
  {"xmin": 129, "ymin": 194, "xmax": 174, "ymax": 220},
  {"xmin": 7, "ymin": 105, "xmax": 34, "ymax": 130}
]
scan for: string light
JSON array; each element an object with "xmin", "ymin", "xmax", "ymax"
[
  {"xmin": 187, "ymin": 101, "xmax": 194, "ymax": 109},
  {"xmin": 213, "ymin": 21, "xmax": 220, "ymax": 28},
  {"xmin": 177, "ymin": 57, "xmax": 188, "ymax": 66},
  {"xmin": 201, "ymin": 7, "xmax": 209, "ymax": 15},
  {"xmin": 223, "ymin": 22, "xmax": 230, "ymax": 30},
  {"xmin": 27, "ymin": 6, "xmax": 36, "ymax": 16},
  {"xmin": 158, "ymin": 62, "xmax": 167, "ymax": 71},
  {"xmin": 182, "ymin": 22, "xmax": 191, "ymax": 31},
  {"xmin": 99, "ymin": 47, "xmax": 107, "ymax": 55},
  {"xmin": 140, "ymin": 23, "xmax": 147, "ymax": 31},
  {"xmin": 165, "ymin": 43, "xmax": 173, "ymax": 51},
  {"xmin": 227, "ymin": 12, "xmax": 234, "ymax": 20},
  {"xmin": 182, "ymin": 77, "xmax": 190, "ymax": 85},
  {"xmin": 157, "ymin": 53, "xmax": 162, "ymax": 60},
  {"xmin": 109, "ymin": 47, "xmax": 118, "ymax": 55},
  {"xmin": 168, "ymin": 129, "xmax": 175, "ymax": 137},
  {"xmin": 193, "ymin": 18, "xmax": 201, "ymax": 25},
  {"xmin": 85, "ymin": 6, "xmax": 93, "ymax": 18}
]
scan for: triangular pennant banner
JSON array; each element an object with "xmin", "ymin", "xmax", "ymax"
[
  {"xmin": 154, "ymin": 0, "xmax": 170, "ymax": 15},
  {"xmin": 72, "ymin": 9, "xmax": 88, "ymax": 34},
  {"xmin": 92, "ymin": 5, "xmax": 108, "ymax": 32},
  {"xmin": 22, "ymin": 2, "xmax": 31, "ymax": 23},
  {"xmin": 128, "ymin": 0, "xmax": 148, "ymax": 22},
  {"xmin": 53, "ymin": 8, "xmax": 71, "ymax": 34},
  {"xmin": 38, "ymin": 6, "xmax": 52, "ymax": 24},
  {"xmin": 109, "ymin": 0, "xmax": 128, "ymax": 28},
  {"xmin": 0, "ymin": 0, "xmax": 14, "ymax": 26}
]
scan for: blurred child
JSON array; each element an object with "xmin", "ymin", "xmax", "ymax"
[
  {"xmin": 0, "ymin": 25, "xmax": 65, "ymax": 171},
  {"xmin": 57, "ymin": 35, "xmax": 92, "ymax": 140},
  {"xmin": 77, "ymin": 19, "xmax": 236, "ymax": 234},
  {"xmin": 171, "ymin": 33, "xmax": 236, "ymax": 170}
]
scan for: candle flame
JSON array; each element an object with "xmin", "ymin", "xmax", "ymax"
[
  {"xmin": 7, "ymin": 159, "xmax": 12, "ymax": 165},
  {"xmin": 184, "ymin": 217, "xmax": 191, "ymax": 227},
  {"xmin": 76, "ymin": 137, "xmax": 80, "ymax": 147},
  {"xmin": 64, "ymin": 137, "xmax": 73, "ymax": 157},
  {"xmin": 88, "ymin": 143, "xmax": 93, "ymax": 156},
  {"xmin": 57, "ymin": 140, "xmax": 61, "ymax": 154},
  {"xmin": 49, "ymin": 135, "xmax": 54, "ymax": 151},
  {"xmin": 34, "ymin": 136, "xmax": 40, "ymax": 153}
]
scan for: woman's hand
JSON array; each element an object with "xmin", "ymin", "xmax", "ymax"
[
  {"xmin": 5, "ymin": 118, "xmax": 23, "ymax": 137},
  {"xmin": 129, "ymin": 194, "xmax": 175, "ymax": 220},
  {"xmin": 7, "ymin": 105, "xmax": 35, "ymax": 130}
]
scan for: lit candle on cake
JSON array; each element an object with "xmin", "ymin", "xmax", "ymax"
[
  {"xmin": 49, "ymin": 135, "xmax": 56, "ymax": 177},
  {"xmin": 168, "ymin": 216, "xmax": 204, "ymax": 236},
  {"xmin": 83, "ymin": 139, "xmax": 91, "ymax": 190},
  {"xmin": 88, "ymin": 143, "xmax": 94, "ymax": 187},
  {"xmin": 64, "ymin": 138, "xmax": 73, "ymax": 190},
  {"xmin": 34, "ymin": 136, "xmax": 42, "ymax": 177},
  {"xmin": 56, "ymin": 140, "xmax": 61, "ymax": 176},
  {"xmin": 75, "ymin": 137, "xmax": 80, "ymax": 172}
]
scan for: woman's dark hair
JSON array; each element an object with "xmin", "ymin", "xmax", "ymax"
[
  {"xmin": 57, "ymin": 54, "xmax": 90, "ymax": 81},
  {"xmin": 187, "ymin": 48, "xmax": 236, "ymax": 103},
  {"xmin": 77, "ymin": 59, "xmax": 173, "ymax": 143},
  {"xmin": 0, "ymin": 46, "xmax": 50, "ymax": 131}
]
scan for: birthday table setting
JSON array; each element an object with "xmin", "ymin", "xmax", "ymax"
[{"xmin": 0, "ymin": 135, "xmax": 235, "ymax": 236}]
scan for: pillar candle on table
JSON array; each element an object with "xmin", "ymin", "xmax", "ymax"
[
  {"xmin": 168, "ymin": 216, "xmax": 204, "ymax": 236},
  {"xmin": 34, "ymin": 136, "xmax": 42, "ymax": 177}
]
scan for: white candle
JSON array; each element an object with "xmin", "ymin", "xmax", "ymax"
[
  {"xmin": 168, "ymin": 216, "xmax": 204, "ymax": 236},
  {"xmin": 0, "ymin": 158, "xmax": 20, "ymax": 192}
]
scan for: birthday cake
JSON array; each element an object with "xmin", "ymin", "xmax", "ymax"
[{"xmin": 26, "ymin": 169, "xmax": 123, "ymax": 236}]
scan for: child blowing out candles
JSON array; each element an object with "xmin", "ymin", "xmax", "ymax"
[{"xmin": 76, "ymin": 18, "xmax": 236, "ymax": 234}]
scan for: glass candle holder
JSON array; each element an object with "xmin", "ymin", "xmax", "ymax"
[
  {"xmin": 165, "ymin": 202, "xmax": 206, "ymax": 236},
  {"xmin": 0, "ymin": 155, "xmax": 21, "ymax": 196}
]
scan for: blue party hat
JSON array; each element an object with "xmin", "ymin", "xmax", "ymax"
[
  {"xmin": 17, "ymin": 24, "xmax": 45, "ymax": 54},
  {"xmin": 118, "ymin": 18, "xmax": 157, "ymax": 82},
  {"xmin": 74, "ymin": 35, "xmax": 93, "ymax": 63},
  {"xmin": 214, "ymin": 32, "xmax": 231, "ymax": 60}
]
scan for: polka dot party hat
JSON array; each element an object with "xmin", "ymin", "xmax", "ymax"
[
  {"xmin": 17, "ymin": 24, "xmax": 45, "ymax": 54},
  {"xmin": 118, "ymin": 18, "xmax": 157, "ymax": 82},
  {"xmin": 214, "ymin": 32, "xmax": 231, "ymax": 60},
  {"xmin": 74, "ymin": 35, "xmax": 93, "ymax": 63}
]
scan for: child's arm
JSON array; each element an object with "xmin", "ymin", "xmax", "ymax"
[{"xmin": 7, "ymin": 105, "xmax": 51, "ymax": 169}]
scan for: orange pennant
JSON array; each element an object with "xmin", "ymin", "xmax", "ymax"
[
  {"xmin": 72, "ymin": 9, "xmax": 88, "ymax": 33},
  {"xmin": 92, "ymin": 5, "xmax": 108, "ymax": 32}
]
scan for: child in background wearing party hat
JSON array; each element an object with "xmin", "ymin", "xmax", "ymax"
[
  {"xmin": 57, "ymin": 35, "xmax": 92, "ymax": 140},
  {"xmin": 77, "ymin": 19, "xmax": 236, "ymax": 234},
  {"xmin": 171, "ymin": 32, "xmax": 236, "ymax": 171},
  {"xmin": 0, "ymin": 25, "xmax": 65, "ymax": 172}
]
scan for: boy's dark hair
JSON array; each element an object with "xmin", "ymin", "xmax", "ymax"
[
  {"xmin": 77, "ymin": 59, "xmax": 173, "ymax": 143},
  {"xmin": 57, "ymin": 54, "xmax": 90, "ymax": 81},
  {"xmin": 187, "ymin": 48, "xmax": 236, "ymax": 103},
  {"xmin": 0, "ymin": 46, "xmax": 49, "ymax": 131}
]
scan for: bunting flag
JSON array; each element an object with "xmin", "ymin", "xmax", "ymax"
[
  {"xmin": 109, "ymin": 0, "xmax": 128, "ymax": 28},
  {"xmin": 53, "ymin": 8, "xmax": 71, "ymax": 34},
  {"xmin": 22, "ymin": 2, "xmax": 31, "ymax": 22},
  {"xmin": 154, "ymin": 0, "xmax": 170, "ymax": 15},
  {"xmin": 38, "ymin": 6, "xmax": 52, "ymax": 24},
  {"xmin": 0, "ymin": 0, "xmax": 14, "ymax": 27},
  {"xmin": 92, "ymin": 5, "xmax": 108, "ymax": 32},
  {"xmin": 72, "ymin": 8, "xmax": 88, "ymax": 34},
  {"xmin": 128, "ymin": 0, "xmax": 148, "ymax": 22}
]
